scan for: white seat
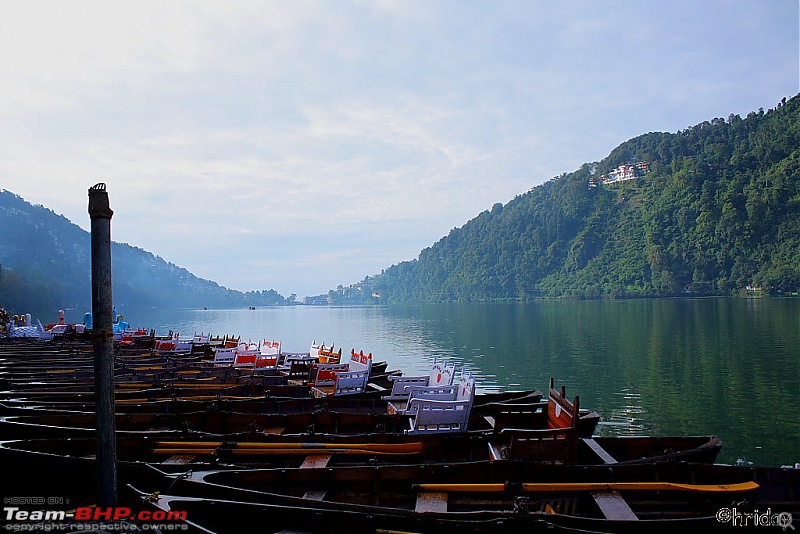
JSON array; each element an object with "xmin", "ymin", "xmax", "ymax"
[
  {"xmin": 255, "ymin": 340, "xmax": 281, "ymax": 369},
  {"xmin": 332, "ymin": 368, "xmax": 371, "ymax": 395},
  {"xmin": 387, "ymin": 383, "xmax": 458, "ymax": 415},
  {"xmin": 308, "ymin": 363, "xmax": 350, "ymax": 386},
  {"xmin": 405, "ymin": 372, "xmax": 475, "ymax": 434},
  {"xmin": 383, "ymin": 358, "xmax": 456, "ymax": 401},
  {"xmin": 311, "ymin": 349, "xmax": 373, "ymax": 397}
]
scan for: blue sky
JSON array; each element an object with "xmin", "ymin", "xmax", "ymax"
[{"xmin": 1, "ymin": 1, "xmax": 797, "ymax": 298}]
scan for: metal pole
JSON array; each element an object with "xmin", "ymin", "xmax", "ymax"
[{"xmin": 88, "ymin": 183, "xmax": 116, "ymax": 506}]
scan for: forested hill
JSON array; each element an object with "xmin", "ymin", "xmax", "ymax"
[
  {"xmin": 0, "ymin": 191, "xmax": 290, "ymax": 314},
  {"xmin": 342, "ymin": 94, "xmax": 799, "ymax": 303},
  {"xmin": 3, "ymin": 95, "xmax": 798, "ymax": 310}
]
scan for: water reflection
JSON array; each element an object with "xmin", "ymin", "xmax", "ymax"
[
  {"xmin": 597, "ymin": 388, "xmax": 653, "ymax": 437},
  {"xmin": 115, "ymin": 298, "xmax": 800, "ymax": 467}
]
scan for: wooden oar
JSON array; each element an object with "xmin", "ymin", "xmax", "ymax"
[{"xmin": 412, "ymin": 481, "xmax": 759, "ymax": 493}]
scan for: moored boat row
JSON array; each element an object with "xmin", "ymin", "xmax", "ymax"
[{"xmin": 0, "ymin": 332, "xmax": 797, "ymax": 533}]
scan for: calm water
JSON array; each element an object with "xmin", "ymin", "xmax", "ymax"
[{"xmin": 107, "ymin": 298, "xmax": 800, "ymax": 467}]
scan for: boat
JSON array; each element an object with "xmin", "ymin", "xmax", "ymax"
[
  {"xmin": 0, "ymin": 386, "xmax": 546, "ymax": 436},
  {"xmin": 0, "ymin": 430, "xmax": 728, "ymax": 511},
  {"xmin": 38, "ymin": 309, "xmax": 90, "ymax": 340},
  {"xmin": 153, "ymin": 332, "xmax": 211, "ymax": 355},
  {"xmin": 126, "ymin": 461, "xmax": 799, "ymax": 533},
  {"xmin": 309, "ymin": 341, "xmax": 342, "ymax": 364},
  {"xmin": 4, "ymin": 313, "xmax": 44, "ymax": 338},
  {"xmin": 0, "ymin": 350, "xmax": 400, "ymax": 401}
]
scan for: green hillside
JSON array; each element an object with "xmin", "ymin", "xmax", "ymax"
[{"xmin": 336, "ymin": 95, "xmax": 800, "ymax": 303}]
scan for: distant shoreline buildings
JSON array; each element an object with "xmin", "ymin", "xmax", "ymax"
[{"xmin": 589, "ymin": 161, "xmax": 650, "ymax": 187}]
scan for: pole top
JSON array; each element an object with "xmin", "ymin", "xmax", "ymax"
[{"xmin": 88, "ymin": 183, "xmax": 114, "ymax": 219}]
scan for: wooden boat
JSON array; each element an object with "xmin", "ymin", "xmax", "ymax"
[
  {"xmin": 0, "ymin": 389, "xmax": 543, "ymax": 420},
  {"xmin": 0, "ymin": 371, "xmax": 574, "ymax": 445},
  {"xmin": 0, "ymin": 388, "xmax": 547, "ymax": 439},
  {"xmin": 0, "ymin": 360, "xmax": 396, "ymax": 395},
  {"xmin": 0, "ymin": 432, "xmax": 728, "ymax": 511},
  {"xmin": 126, "ymin": 461, "xmax": 800, "ymax": 533},
  {"xmin": 152, "ymin": 332, "xmax": 212, "ymax": 355}
]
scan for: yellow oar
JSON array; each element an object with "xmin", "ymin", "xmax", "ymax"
[{"xmin": 413, "ymin": 481, "xmax": 759, "ymax": 493}]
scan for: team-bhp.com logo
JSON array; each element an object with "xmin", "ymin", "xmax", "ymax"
[
  {"xmin": 5, "ymin": 507, "xmax": 186, "ymax": 522},
  {"xmin": 716, "ymin": 507, "xmax": 794, "ymax": 530},
  {"xmin": 3, "ymin": 506, "xmax": 188, "ymax": 531}
]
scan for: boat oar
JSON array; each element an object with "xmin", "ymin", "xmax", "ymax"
[{"xmin": 412, "ymin": 481, "xmax": 759, "ymax": 493}]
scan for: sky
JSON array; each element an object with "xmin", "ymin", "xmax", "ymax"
[{"xmin": 0, "ymin": 1, "xmax": 797, "ymax": 299}]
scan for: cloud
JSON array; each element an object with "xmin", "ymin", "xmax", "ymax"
[{"xmin": 0, "ymin": 1, "xmax": 797, "ymax": 297}]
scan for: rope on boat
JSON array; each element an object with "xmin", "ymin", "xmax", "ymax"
[
  {"xmin": 151, "ymin": 447, "xmax": 422, "ymax": 456},
  {"xmin": 154, "ymin": 440, "xmax": 424, "ymax": 452}
]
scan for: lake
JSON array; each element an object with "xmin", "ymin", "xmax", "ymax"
[{"xmin": 108, "ymin": 297, "xmax": 800, "ymax": 468}]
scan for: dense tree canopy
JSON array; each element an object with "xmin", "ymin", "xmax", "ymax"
[{"xmin": 328, "ymin": 94, "xmax": 800, "ymax": 303}]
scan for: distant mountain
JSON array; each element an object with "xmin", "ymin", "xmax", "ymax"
[
  {"xmin": 4, "ymin": 94, "xmax": 799, "ymax": 311},
  {"xmin": 323, "ymin": 94, "xmax": 800, "ymax": 303},
  {"xmin": 0, "ymin": 190, "xmax": 290, "ymax": 315}
]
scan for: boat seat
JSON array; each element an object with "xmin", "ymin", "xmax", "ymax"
[
  {"xmin": 283, "ymin": 360, "xmax": 316, "ymax": 380},
  {"xmin": 333, "ymin": 369, "xmax": 370, "ymax": 395},
  {"xmin": 300, "ymin": 454, "xmax": 331, "ymax": 500},
  {"xmin": 308, "ymin": 363, "xmax": 350, "ymax": 387},
  {"xmin": 160, "ymin": 454, "xmax": 196, "ymax": 465},
  {"xmin": 488, "ymin": 427, "xmax": 576, "ymax": 463},
  {"xmin": 387, "ymin": 384, "xmax": 458, "ymax": 415},
  {"xmin": 483, "ymin": 415, "xmax": 496, "ymax": 429},
  {"xmin": 415, "ymin": 491, "xmax": 448, "ymax": 513},
  {"xmin": 303, "ymin": 489, "xmax": 328, "ymax": 501},
  {"xmin": 406, "ymin": 373, "xmax": 475, "ymax": 435},
  {"xmin": 489, "ymin": 401, "xmax": 548, "ymax": 430},
  {"xmin": 582, "ymin": 438, "xmax": 618, "ymax": 464},
  {"xmin": 383, "ymin": 357, "xmax": 456, "ymax": 401},
  {"xmin": 310, "ymin": 350, "xmax": 373, "ymax": 397},
  {"xmin": 300, "ymin": 454, "xmax": 332, "ymax": 469},
  {"xmin": 590, "ymin": 491, "xmax": 638, "ymax": 520}
]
